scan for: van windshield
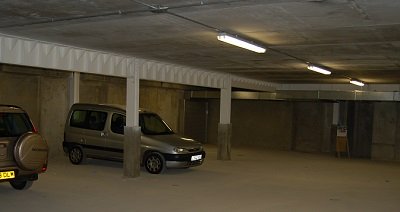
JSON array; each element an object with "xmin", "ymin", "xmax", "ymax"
[{"xmin": 140, "ymin": 113, "xmax": 174, "ymax": 135}]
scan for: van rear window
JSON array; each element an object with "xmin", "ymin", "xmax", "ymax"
[{"xmin": 70, "ymin": 110, "xmax": 107, "ymax": 131}]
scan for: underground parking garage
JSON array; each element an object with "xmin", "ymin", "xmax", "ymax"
[
  {"xmin": 1, "ymin": 61, "xmax": 400, "ymax": 211},
  {"xmin": 1, "ymin": 0, "xmax": 400, "ymax": 210}
]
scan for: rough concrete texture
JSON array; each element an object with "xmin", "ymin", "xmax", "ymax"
[
  {"xmin": 293, "ymin": 102, "xmax": 333, "ymax": 153},
  {"xmin": 207, "ymin": 99, "xmax": 294, "ymax": 149},
  {"xmin": 79, "ymin": 74, "xmax": 185, "ymax": 133},
  {"xmin": 140, "ymin": 84, "xmax": 184, "ymax": 133},
  {"xmin": 123, "ymin": 126, "xmax": 141, "ymax": 177},
  {"xmin": 372, "ymin": 102, "xmax": 400, "ymax": 161},
  {"xmin": 0, "ymin": 66, "xmax": 70, "ymax": 157},
  {"xmin": 217, "ymin": 123, "xmax": 231, "ymax": 160},
  {"xmin": 207, "ymin": 100, "xmax": 333, "ymax": 153},
  {"xmin": 39, "ymin": 76, "xmax": 69, "ymax": 156},
  {"xmin": 79, "ymin": 73, "xmax": 126, "ymax": 105},
  {"xmin": 348, "ymin": 102, "xmax": 374, "ymax": 158},
  {"xmin": 1, "ymin": 145, "xmax": 400, "ymax": 212},
  {"xmin": 0, "ymin": 71, "xmax": 40, "ymax": 124},
  {"xmin": 231, "ymin": 100, "xmax": 294, "ymax": 150}
]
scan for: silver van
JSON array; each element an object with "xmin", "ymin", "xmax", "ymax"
[{"xmin": 63, "ymin": 103, "xmax": 205, "ymax": 174}]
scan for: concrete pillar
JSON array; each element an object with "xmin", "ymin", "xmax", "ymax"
[
  {"xmin": 68, "ymin": 72, "xmax": 80, "ymax": 106},
  {"xmin": 218, "ymin": 77, "xmax": 232, "ymax": 160},
  {"xmin": 124, "ymin": 126, "xmax": 141, "ymax": 177},
  {"xmin": 218, "ymin": 123, "xmax": 232, "ymax": 160},
  {"xmin": 124, "ymin": 69, "xmax": 141, "ymax": 177}
]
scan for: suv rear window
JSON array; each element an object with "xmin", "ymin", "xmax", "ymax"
[{"xmin": 0, "ymin": 112, "xmax": 33, "ymax": 137}]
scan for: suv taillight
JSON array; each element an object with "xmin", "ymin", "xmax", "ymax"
[
  {"xmin": 30, "ymin": 119, "xmax": 38, "ymax": 133},
  {"xmin": 41, "ymin": 160, "xmax": 48, "ymax": 172}
]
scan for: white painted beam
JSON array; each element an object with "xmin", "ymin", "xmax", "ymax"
[
  {"xmin": 278, "ymin": 84, "xmax": 400, "ymax": 92},
  {"xmin": 0, "ymin": 34, "xmax": 275, "ymax": 91},
  {"xmin": 232, "ymin": 76, "xmax": 276, "ymax": 92}
]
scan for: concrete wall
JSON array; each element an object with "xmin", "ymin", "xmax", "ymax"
[
  {"xmin": 372, "ymin": 102, "xmax": 400, "ymax": 161},
  {"xmin": 0, "ymin": 65, "xmax": 70, "ymax": 157},
  {"xmin": 205, "ymin": 98, "xmax": 400, "ymax": 161},
  {"xmin": 140, "ymin": 83, "xmax": 185, "ymax": 134},
  {"xmin": 79, "ymin": 74, "xmax": 185, "ymax": 133},
  {"xmin": 80, "ymin": 74, "xmax": 126, "ymax": 105},
  {"xmin": 347, "ymin": 102, "xmax": 373, "ymax": 158},
  {"xmin": 292, "ymin": 102, "xmax": 333, "ymax": 153},
  {"xmin": 206, "ymin": 99, "xmax": 334, "ymax": 152},
  {"xmin": 231, "ymin": 100, "xmax": 294, "ymax": 149}
]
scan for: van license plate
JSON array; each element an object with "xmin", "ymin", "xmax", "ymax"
[
  {"xmin": 0, "ymin": 171, "xmax": 15, "ymax": 180},
  {"xmin": 191, "ymin": 155, "xmax": 202, "ymax": 161}
]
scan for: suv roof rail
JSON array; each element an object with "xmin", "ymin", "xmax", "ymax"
[
  {"xmin": 0, "ymin": 104, "xmax": 23, "ymax": 109},
  {"xmin": 0, "ymin": 105, "xmax": 26, "ymax": 112}
]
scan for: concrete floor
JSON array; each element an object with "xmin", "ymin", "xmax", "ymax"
[{"xmin": 1, "ymin": 145, "xmax": 400, "ymax": 212}]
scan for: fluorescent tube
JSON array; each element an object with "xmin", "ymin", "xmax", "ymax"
[
  {"xmin": 217, "ymin": 33, "xmax": 266, "ymax": 53},
  {"xmin": 307, "ymin": 65, "xmax": 331, "ymax": 75},
  {"xmin": 350, "ymin": 80, "xmax": 365, "ymax": 86}
]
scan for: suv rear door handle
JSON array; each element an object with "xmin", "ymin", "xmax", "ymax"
[{"xmin": 100, "ymin": 132, "xmax": 108, "ymax": 137}]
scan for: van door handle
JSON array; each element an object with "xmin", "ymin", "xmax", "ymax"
[{"xmin": 100, "ymin": 132, "xmax": 108, "ymax": 137}]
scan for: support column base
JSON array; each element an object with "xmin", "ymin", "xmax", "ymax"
[
  {"xmin": 218, "ymin": 123, "xmax": 232, "ymax": 160},
  {"xmin": 123, "ymin": 126, "xmax": 141, "ymax": 178}
]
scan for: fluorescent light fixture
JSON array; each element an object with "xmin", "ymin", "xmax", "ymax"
[
  {"xmin": 217, "ymin": 33, "xmax": 266, "ymax": 53},
  {"xmin": 307, "ymin": 65, "xmax": 331, "ymax": 75},
  {"xmin": 350, "ymin": 79, "xmax": 364, "ymax": 87}
]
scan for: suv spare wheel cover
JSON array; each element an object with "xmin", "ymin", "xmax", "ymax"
[{"xmin": 14, "ymin": 132, "xmax": 48, "ymax": 171}]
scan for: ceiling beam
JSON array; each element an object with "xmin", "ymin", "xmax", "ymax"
[{"xmin": 0, "ymin": 33, "xmax": 275, "ymax": 91}]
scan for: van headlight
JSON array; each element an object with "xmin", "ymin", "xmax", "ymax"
[{"xmin": 173, "ymin": 147, "xmax": 187, "ymax": 153}]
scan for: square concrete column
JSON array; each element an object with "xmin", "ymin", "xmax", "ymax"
[
  {"xmin": 124, "ymin": 69, "xmax": 141, "ymax": 178},
  {"xmin": 124, "ymin": 126, "xmax": 141, "ymax": 177},
  {"xmin": 218, "ymin": 123, "xmax": 232, "ymax": 160},
  {"xmin": 68, "ymin": 72, "xmax": 80, "ymax": 107},
  {"xmin": 218, "ymin": 77, "xmax": 232, "ymax": 160}
]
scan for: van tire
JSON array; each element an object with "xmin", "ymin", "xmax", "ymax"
[
  {"xmin": 68, "ymin": 146, "xmax": 84, "ymax": 165},
  {"xmin": 10, "ymin": 180, "xmax": 33, "ymax": 190},
  {"xmin": 144, "ymin": 152, "xmax": 165, "ymax": 174}
]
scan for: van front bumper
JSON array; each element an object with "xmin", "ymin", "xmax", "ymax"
[{"xmin": 163, "ymin": 151, "xmax": 206, "ymax": 168}]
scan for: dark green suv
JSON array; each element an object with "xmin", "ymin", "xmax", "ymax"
[{"xmin": 0, "ymin": 105, "xmax": 48, "ymax": 190}]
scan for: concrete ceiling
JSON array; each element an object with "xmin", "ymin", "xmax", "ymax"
[{"xmin": 1, "ymin": 0, "xmax": 399, "ymax": 85}]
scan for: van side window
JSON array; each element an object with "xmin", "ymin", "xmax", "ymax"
[
  {"xmin": 111, "ymin": 113, "xmax": 125, "ymax": 134},
  {"xmin": 70, "ymin": 110, "xmax": 107, "ymax": 131}
]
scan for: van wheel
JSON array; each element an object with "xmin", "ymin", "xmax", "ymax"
[
  {"xmin": 144, "ymin": 152, "xmax": 165, "ymax": 174},
  {"xmin": 69, "ymin": 146, "xmax": 84, "ymax": 165},
  {"xmin": 10, "ymin": 180, "xmax": 33, "ymax": 190}
]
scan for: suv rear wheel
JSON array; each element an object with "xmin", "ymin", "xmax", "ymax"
[{"xmin": 9, "ymin": 180, "xmax": 33, "ymax": 190}]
